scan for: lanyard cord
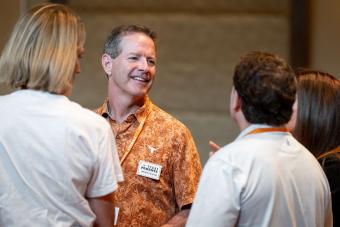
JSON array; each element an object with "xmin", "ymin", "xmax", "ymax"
[
  {"xmin": 318, "ymin": 146, "xmax": 340, "ymax": 160},
  {"xmin": 245, "ymin": 127, "xmax": 289, "ymax": 136},
  {"xmin": 119, "ymin": 106, "xmax": 152, "ymax": 165}
]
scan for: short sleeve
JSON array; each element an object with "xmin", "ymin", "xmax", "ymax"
[
  {"xmin": 110, "ymin": 130, "xmax": 124, "ymax": 182},
  {"xmin": 186, "ymin": 157, "xmax": 242, "ymax": 227},
  {"xmin": 86, "ymin": 125, "xmax": 123, "ymax": 198},
  {"xmin": 172, "ymin": 127, "xmax": 202, "ymax": 208}
]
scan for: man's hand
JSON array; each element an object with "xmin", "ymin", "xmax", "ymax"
[
  {"xmin": 160, "ymin": 209, "xmax": 190, "ymax": 227},
  {"xmin": 88, "ymin": 193, "xmax": 115, "ymax": 227},
  {"xmin": 208, "ymin": 140, "xmax": 221, "ymax": 157}
]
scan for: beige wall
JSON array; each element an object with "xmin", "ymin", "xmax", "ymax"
[
  {"xmin": 310, "ymin": 0, "xmax": 340, "ymax": 78},
  {"xmin": 0, "ymin": 1, "xmax": 20, "ymax": 53},
  {"xmin": 0, "ymin": 0, "xmax": 21, "ymax": 94},
  {"xmin": 69, "ymin": 0, "xmax": 290, "ymax": 164},
  {"xmin": 2, "ymin": 0, "xmax": 338, "ymax": 164},
  {"xmin": 0, "ymin": 0, "xmax": 291, "ymax": 164}
]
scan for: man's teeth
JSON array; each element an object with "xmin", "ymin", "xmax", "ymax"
[{"xmin": 132, "ymin": 76, "xmax": 148, "ymax": 82}]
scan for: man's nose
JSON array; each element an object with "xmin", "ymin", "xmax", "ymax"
[{"xmin": 138, "ymin": 58, "xmax": 149, "ymax": 71}]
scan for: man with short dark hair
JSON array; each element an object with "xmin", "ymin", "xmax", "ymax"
[{"xmin": 187, "ymin": 51, "xmax": 333, "ymax": 227}]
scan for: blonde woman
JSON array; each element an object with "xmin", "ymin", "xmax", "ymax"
[{"xmin": 0, "ymin": 4, "xmax": 122, "ymax": 227}]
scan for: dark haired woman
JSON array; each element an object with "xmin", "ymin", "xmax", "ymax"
[{"xmin": 290, "ymin": 70, "xmax": 339, "ymax": 225}]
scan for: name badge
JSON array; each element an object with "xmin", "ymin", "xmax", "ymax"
[
  {"xmin": 114, "ymin": 207, "xmax": 119, "ymax": 225},
  {"xmin": 136, "ymin": 160, "xmax": 162, "ymax": 180}
]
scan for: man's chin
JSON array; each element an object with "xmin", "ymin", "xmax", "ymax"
[
  {"xmin": 130, "ymin": 84, "xmax": 152, "ymax": 96},
  {"xmin": 132, "ymin": 90, "xmax": 148, "ymax": 99}
]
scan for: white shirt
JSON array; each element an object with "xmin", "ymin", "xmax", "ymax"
[
  {"xmin": 187, "ymin": 124, "xmax": 333, "ymax": 227},
  {"xmin": 0, "ymin": 90, "xmax": 123, "ymax": 227}
]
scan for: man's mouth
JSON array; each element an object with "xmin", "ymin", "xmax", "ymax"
[{"xmin": 130, "ymin": 75, "xmax": 151, "ymax": 82}]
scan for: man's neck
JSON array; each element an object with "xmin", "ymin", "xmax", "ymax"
[
  {"xmin": 108, "ymin": 94, "xmax": 145, "ymax": 124},
  {"xmin": 238, "ymin": 120, "xmax": 250, "ymax": 132},
  {"xmin": 233, "ymin": 111, "xmax": 250, "ymax": 132}
]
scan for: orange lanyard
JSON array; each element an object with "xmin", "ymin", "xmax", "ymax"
[
  {"xmin": 119, "ymin": 106, "xmax": 152, "ymax": 165},
  {"xmin": 318, "ymin": 147, "xmax": 340, "ymax": 160},
  {"xmin": 246, "ymin": 127, "xmax": 289, "ymax": 136}
]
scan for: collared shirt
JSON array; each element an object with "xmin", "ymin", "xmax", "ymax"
[
  {"xmin": 0, "ymin": 90, "xmax": 123, "ymax": 227},
  {"xmin": 187, "ymin": 124, "xmax": 333, "ymax": 227},
  {"xmin": 96, "ymin": 96, "xmax": 202, "ymax": 227}
]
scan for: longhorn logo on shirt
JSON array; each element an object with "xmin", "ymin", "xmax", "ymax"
[{"xmin": 147, "ymin": 145, "xmax": 158, "ymax": 154}]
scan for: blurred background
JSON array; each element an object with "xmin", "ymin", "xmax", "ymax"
[{"xmin": 1, "ymin": 0, "xmax": 339, "ymax": 164}]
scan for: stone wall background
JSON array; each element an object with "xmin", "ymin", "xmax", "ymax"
[
  {"xmin": 1, "ymin": 0, "xmax": 338, "ymax": 164},
  {"xmin": 70, "ymin": 1, "xmax": 290, "ymax": 164}
]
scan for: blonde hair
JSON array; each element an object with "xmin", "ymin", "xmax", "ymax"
[{"xmin": 0, "ymin": 3, "xmax": 85, "ymax": 95}]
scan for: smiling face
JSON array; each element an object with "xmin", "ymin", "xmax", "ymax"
[{"xmin": 103, "ymin": 32, "xmax": 156, "ymax": 100}]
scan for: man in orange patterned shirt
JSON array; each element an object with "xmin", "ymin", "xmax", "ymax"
[{"xmin": 96, "ymin": 25, "xmax": 202, "ymax": 227}]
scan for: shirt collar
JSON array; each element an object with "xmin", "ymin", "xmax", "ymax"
[
  {"xmin": 134, "ymin": 96, "xmax": 152, "ymax": 123},
  {"xmin": 236, "ymin": 124, "xmax": 274, "ymax": 140},
  {"xmin": 97, "ymin": 98, "xmax": 110, "ymax": 119},
  {"xmin": 99, "ymin": 96, "xmax": 152, "ymax": 123}
]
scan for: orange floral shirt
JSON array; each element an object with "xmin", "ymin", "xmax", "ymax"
[{"xmin": 96, "ymin": 97, "xmax": 202, "ymax": 227}]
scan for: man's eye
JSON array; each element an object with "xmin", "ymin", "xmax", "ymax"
[
  {"xmin": 128, "ymin": 56, "xmax": 138, "ymax": 60},
  {"xmin": 148, "ymin": 59, "xmax": 156, "ymax": 66}
]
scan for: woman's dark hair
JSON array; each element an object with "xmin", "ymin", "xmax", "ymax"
[{"xmin": 293, "ymin": 69, "xmax": 340, "ymax": 158}]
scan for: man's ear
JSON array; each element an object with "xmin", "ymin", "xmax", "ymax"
[
  {"xmin": 231, "ymin": 88, "xmax": 249, "ymax": 130},
  {"xmin": 230, "ymin": 87, "xmax": 242, "ymax": 112},
  {"xmin": 235, "ymin": 92, "xmax": 242, "ymax": 112},
  {"xmin": 101, "ymin": 54, "xmax": 112, "ymax": 76}
]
